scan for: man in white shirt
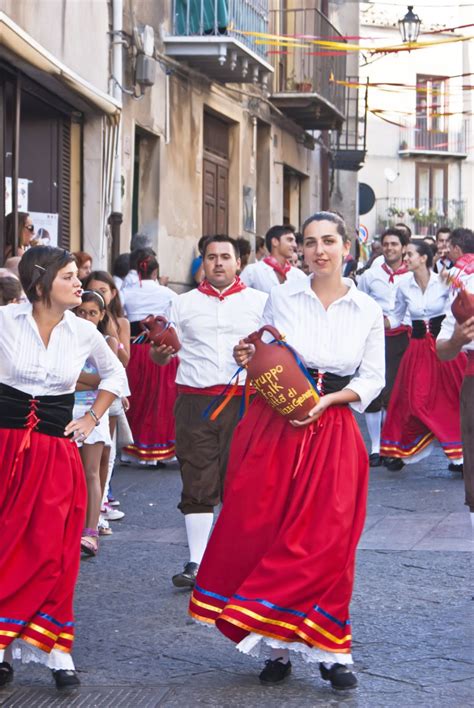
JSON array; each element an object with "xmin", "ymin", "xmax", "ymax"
[
  {"xmin": 150, "ymin": 235, "xmax": 267, "ymax": 588},
  {"xmin": 240, "ymin": 225, "xmax": 306, "ymax": 293},
  {"xmin": 358, "ymin": 228, "xmax": 411, "ymax": 468},
  {"xmin": 434, "ymin": 226, "xmax": 453, "ymax": 273},
  {"xmin": 437, "ymin": 230, "xmax": 474, "ymax": 528}
]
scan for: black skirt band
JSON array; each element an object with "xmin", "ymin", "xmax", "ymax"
[
  {"xmin": 306, "ymin": 370, "xmax": 351, "ymax": 396},
  {"xmin": 0, "ymin": 383, "xmax": 74, "ymax": 438}
]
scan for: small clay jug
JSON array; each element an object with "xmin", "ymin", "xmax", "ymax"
[
  {"xmin": 140, "ymin": 315, "xmax": 181, "ymax": 351},
  {"xmin": 451, "ymin": 288, "xmax": 474, "ymax": 325},
  {"xmin": 244, "ymin": 325, "xmax": 319, "ymax": 421}
]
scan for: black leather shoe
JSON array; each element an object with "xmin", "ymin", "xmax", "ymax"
[
  {"xmin": 384, "ymin": 457, "xmax": 405, "ymax": 471},
  {"xmin": 319, "ymin": 663, "xmax": 357, "ymax": 690},
  {"xmin": 259, "ymin": 658, "xmax": 292, "ymax": 684},
  {"xmin": 0, "ymin": 661, "xmax": 13, "ymax": 687},
  {"xmin": 448, "ymin": 463, "xmax": 463, "ymax": 474},
  {"xmin": 369, "ymin": 453, "xmax": 383, "ymax": 467},
  {"xmin": 51, "ymin": 669, "xmax": 80, "ymax": 690},
  {"xmin": 172, "ymin": 562, "xmax": 199, "ymax": 588}
]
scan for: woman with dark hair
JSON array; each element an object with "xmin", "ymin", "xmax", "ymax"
[
  {"xmin": 381, "ymin": 241, "xmax": 466, "ymax": 468},
  {"xmin": 121, "ymin": 253, "xmax": 179, "ymax": 465},
  {"xmin": 4, "ymin": 212, "xmax": 35, "ymax": 260},
  {"xmin": 0, "ymin": 247, "xmax": 126, "ymax": 689},
  {"xmin": 189, "ymin": 212, "xmax": 385, "ymax": 691}
]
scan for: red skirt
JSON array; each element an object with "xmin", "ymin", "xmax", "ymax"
[
  {"xmin": 189, "ymin": 398, "xmax": 369, "ymax": 656},
  {"xmin": 0, "ymin": 429, "xmax": 86, "ymax": 655},
  {"xmin": 123, "ymin": 343, "xmax": 178, "ymax": 461},
  {"xmin": 381, "ymin": 336, "xmax": 466, "ymax": 461}
]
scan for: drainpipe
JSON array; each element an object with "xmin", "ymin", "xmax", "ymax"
[{"xmin": 109, "ymin": 0, "xmax": 123, "ymax": 264}]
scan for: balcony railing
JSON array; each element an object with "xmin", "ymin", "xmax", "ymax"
[
  {"xmin": 376, "ymin": 197, "xmax": 466, "ymax": 237},
  {"xmin": 332, "ymin": 76, "xmax": 367, "ymax": 171},
  {"xmin": 165, "ymin": 1, "xmax": 272, "ymax": 84},
  {"xmin": 399, "ymin": 122, "xmax": 468, "ymax": 158},
  {"xmin": 268, "ymin": 7, "xmax": 346, "ymax": 130}
]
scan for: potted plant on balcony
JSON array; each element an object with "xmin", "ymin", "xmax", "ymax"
[
  {"xmin": 387, "ymin": 206, "xmax": 406, "ymax": 219},
  {"xmin": 285, "ymin": 70, "xmax": 297, "ymax": 91},
  {"xmin": 407, "ymin": 207, "xmax": 440, "ymax": 235}
]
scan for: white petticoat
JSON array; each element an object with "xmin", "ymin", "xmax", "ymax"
[
  {"xmin": 0, "ymin": 640, "xmax": 75, "ymax": 670},
  {"xmin": 236, "ymin": 632, "xmax": 353, "ymax": 666}
]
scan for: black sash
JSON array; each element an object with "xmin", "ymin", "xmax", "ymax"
[
  {"xmin": 411, "ymin": 315, "xmax": 445, "ymax": 340},
  {"xmin": 0, "ymin": 383, "xmax": 74, "ymax": 438},
  {"xmin": 307, "ymin": 369, "xmax": 351, "ymax": 395}
]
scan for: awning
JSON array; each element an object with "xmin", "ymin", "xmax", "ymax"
[{"xmin": 0, "ymin": 11, "xmax": 121, "ymax": 117}]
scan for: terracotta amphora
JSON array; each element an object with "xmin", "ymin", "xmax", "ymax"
[
  {"xmin": 139, "ymin": 315, "xmax": 181, "ymax": 351},
  {"xmin": 244, "ymin": 325, "xmax": 319, "ymax": 421}
]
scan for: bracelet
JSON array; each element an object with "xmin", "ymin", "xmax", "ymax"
[
  {"xmin": 88, "ymin": 408, "xmax": 100, "ymax": 426},
  {"xmin": 117, "ymin": 343, "xmax": 125, "ymax": 350}
]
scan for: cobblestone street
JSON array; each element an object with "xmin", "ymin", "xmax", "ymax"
[{"xmin": 1, "ymin": 420, "xmax": 473, "ymax": 707}]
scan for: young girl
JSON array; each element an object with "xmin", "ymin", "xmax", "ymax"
[
  {"xmin": 381, "ymin": 241, "xmax": 466, "ymax": 467},
  {"xmin": 73, "ymin": 291, "xmax": 120, "ymax": 556},
  {"xmin": 189, "ymin": 213, "xmax": 385, "ymax": 691},
  {"xmin": 0, "ymin": 247, "xmax": 126, "ymax": 690},
  {"xmin": 83, "ymin": 271, "xmax": 131, "ymax": 509}
]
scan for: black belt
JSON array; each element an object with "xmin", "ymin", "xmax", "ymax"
[
  {"xmin": 0, "ymin": 383, "xmax": 74, "ymax": 438},
  {"xmin": 307, "ymin": 369, "xmax": 351, "ymax": 395},
  {"xmin": 411, "ymin": 315, "xmax": 445, "ymax": 340}
]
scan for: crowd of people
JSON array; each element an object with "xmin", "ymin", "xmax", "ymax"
[{"xmin": 0, "ymin": 213, "xmax": 472, "ymax": 694}]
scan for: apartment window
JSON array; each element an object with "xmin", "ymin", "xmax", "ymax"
[
  {"xmin": 416, "ymin": 75, "xmax": 448, "ymax": 149},
  {"xmin": 415, "ymin": 162, "xmax": 448, "ymax": 213}
]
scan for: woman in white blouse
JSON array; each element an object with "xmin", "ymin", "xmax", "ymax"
[
  {"xmin": 121, "ymin": 253, "xmax": 179, "ymax": 465},
  {"xmin": 188, "ymin": 213, "xmax": 385, "ymax": 692},
  {"xmin": 381, "ymin": 241, "xmax": 466, "ymax": 468},
  {"xmin": 0, "ymin": 247, "xmax": 126, "ymax": 691}
]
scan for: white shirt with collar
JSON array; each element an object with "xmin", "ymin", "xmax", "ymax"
[
  {"xmin": 358, "ymin": 262, "xmax": 411, "ymax": 318},
  {"xmin": 172, "ymin": 282, "xmax": 267, "ymax": 389},
  {"xmin": 262, "ymin": 276, "xmax": 385, "ymax": 413},
  {"xmin": 0, "ymin": 302, "xmax": 127, "ymax": 398},
  {"xmin": 438, "ymin": 271, "xmax": 474, "ymax": 353},
  {"xmin": 122, "ymin": 279, "xmax": 178, "ymax": 322},
  {"xmin": 240, "ymin": 260, "xmax": 307, "ymax": 294},
  {"xmin": 388, "ymin": 272, "xmax": 449, "ymax": 329}
]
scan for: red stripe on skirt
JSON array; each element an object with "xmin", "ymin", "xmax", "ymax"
[
  {"xmin": 124, "ymin": 343, "xmax": 178, "ymax": 461},
  {"xmin": 189, "ymin": 397, "xmax": 368, "ymax": 655},
  {"xmin": 0, "ymin": 429, "xmax": 86, "ymax": 654}
]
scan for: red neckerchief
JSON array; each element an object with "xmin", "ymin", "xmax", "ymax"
[
  {"xmin": 381, "ymin": 262, "xmax": 409, "ymax": 284},
  {"xmin": 198, "ymin": 277, "xmax": 246, "ymax": 301},
  {"xmin": 263, "ymin": 256, "xmax": 291, "ymax": 280},
  {"xmin": 455, "ymin": 254, "xmax": 474, "ymax": 275}
]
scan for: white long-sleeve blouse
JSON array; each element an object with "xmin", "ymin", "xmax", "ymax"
[
  {"xmin": 263, "ymin": 276, "xmax": 385, "ymax": 413},
  {"xmin": 0, "ymin": 302, "xmax": 127, "ymax": 398},
  {"xmin": 388, "ymin": 272, "xmax": 449, "ymax": 329}
]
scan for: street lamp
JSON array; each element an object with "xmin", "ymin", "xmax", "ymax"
[{"xmin": 398, "ymin": 5, "xmax": 421, "ymax": 43}]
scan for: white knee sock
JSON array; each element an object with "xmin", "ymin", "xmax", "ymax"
[
  {"xmin": 270, "ymin": 648, "xmax": 289, "ymax": 664},
  {"xmin": 185, "ymin": 513, "xmax": 214, "ymax": 564},
  {"xmin": 470, "ymin": 512, "xmax": 474, "ymax": 532},
  {"xmin": 365, "ymin": 412, "xmax": 382, "ymax": 454}
]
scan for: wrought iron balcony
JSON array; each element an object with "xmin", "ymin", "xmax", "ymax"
[
  {"xmin": 398, "ymin": 122, "xmax": 468, "ymax": 159},
  {"xmin": 268, "ymin": 7, "xmax": 346, "ymax": 130},
  {"xmin": 376, "ymin": 197, "xmax": 466, "ymax": 236},
  {"xmin": 332, "ymin": 77, "xmax": 367, "ymax": 171},
  {"xmin": 164, "ymin": 0, "xmax": 273, "ymax": 84}
]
